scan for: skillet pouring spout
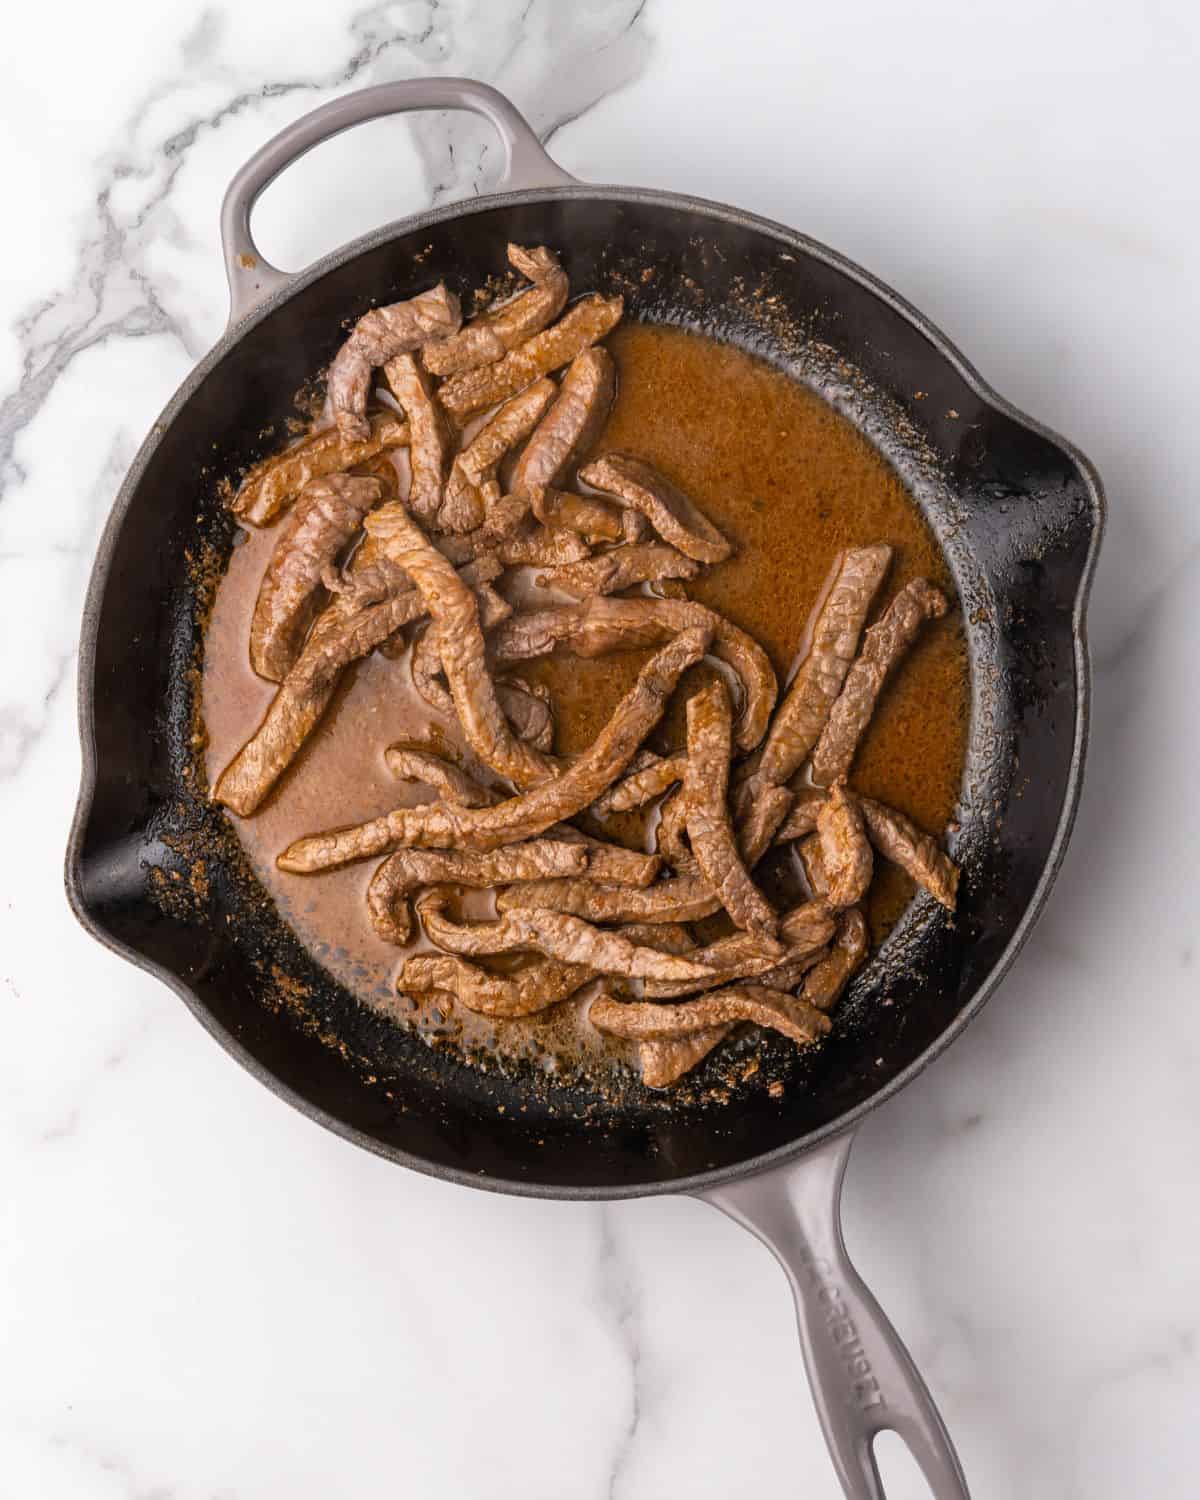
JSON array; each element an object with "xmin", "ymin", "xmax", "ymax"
[{"xmin": 66, "ymin": 76, "xmax": 1102, "ymax": 1500}]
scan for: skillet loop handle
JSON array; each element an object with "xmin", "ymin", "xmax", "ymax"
[
  {"xmin": 220, "ymin": 77, "xmax": 576, "ymax": 327},
  {"xmin": 699, "ymin": 1133, "xmax": 970, "ymax": 1500}
]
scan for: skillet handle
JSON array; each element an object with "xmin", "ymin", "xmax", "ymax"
[
  {"xmin": 220, "ymin": 78, "xmax": 576, "ymax": 327},
  {"xmin": 698, "ymin": 1131, "xmax": 970, "ymax": 1499}
]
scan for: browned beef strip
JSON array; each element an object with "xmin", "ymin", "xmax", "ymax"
[
  {"xmin": 637, "ymin": 1030, "xmax": 731, "ymax": 1088},
  {"xmin": 550, "ymin": 828, "xmax": 661, "ymax": 888},
  {"xmin": 816, "ymin": 782, "xmax": 874, "ymax": 910},
  {"xmin": 487, "ymin": 595, "xmax": 777, "ymax": 752},
  {"xmin": 593, "ymin": 752, "xmax": 687, "ymax": 816},
  {"xmin": 685, "ymin": 678, "xmax": 779, "ymax": 940},
  {"xmin": 328, "ymin": 285, "xmax": 461, "ymax": 442},
  {"xmin": 441, "ymin": 379, "xmax": 556, "ymax": 533},
  {"xmin": 772, "ymin": 787, "xmax": 828, "ymax": 844},
  {"xmin": 801, "ymin": 908, "xmax": 868, "ymax": 1010},
  {"xmin": 654, "ymin": 786, "xmax": 694, "ymax": 870},
  {"xmin": 384, "ymin": 747, "xmax": 495, "ymax": 806},
  {"xmin": 415, "ymin": 889, "xmax": 715, "ymax": 982},
  {"xmin": 382, "ymin": 353, "xmax": 453, "ymax": 525},
  {"xmin": 276, "ymin": 625, "xmax": 711, "ymax": 870},
  {"xmin": 400, "ymin": 953, "xmax": 592, "ymax": 1018},
  {"xmin": 798, "ymin": 833, "xmax": 830, "ymax": 899},
  {"xmin": 529, "ymin": 487, "xmax": 624, "ymax": 543},
  {"xmin": 409, "ymin": 579, "xmax": 514, "ymax": 719},
  {"xmin": 858, "ymin": 797, "xmax": 959, "ymax": 909},
  {"xmin": 363, "ymin": 503, "xmax": 558, "ymax": 789},
  {"xmin": 642, "ymin": 901, "xmax": 835, "ymax": 999},
  {"xmin": 496, "ymin": 781, "xmax": 793, "ymax": 926},
  {"xmin": 367, "ymin": 840, "xmax": 587, "ymax": 946},
  {"xmin": 755, "ymin": 545, "xmax": 893, "ymax": 787},
  {"xmin": 510, "ymin": 347, "xmax": 615, "ymax": 494},
  {"xmin": 578, "ymin": 453, "xmax": 733, "ymax": 564},
  {"xmin": 535, "ymin": 543, "xmax": 701, "ymax": 599},
  {"xmin": 589, "ymin": 984, "xmax": 831, "ymax": 1048},
  {"xmin": 497, "ymin": 679, "xmax": 556, "ymax": 753},
  {"xmin": 810, "ymin": 577, "xmax": 949, "ymax": 786},
  {"xmin": 214, "ymin": 558, "xmax": 500, "ymax": 817},
  {"xmin": 232, "ymin": 414, "xmax": 409, "ymax": 526},
  {"xmin": 438, "ymin": 295, "xmax": 624, "ymax": 421},
  {"xmin": 422, "ymin": 245, "xmax": 569, "ymax": 378},
  {"xmin": 248, "ymin": 475, "xmax": 382, "ymax": 682}
]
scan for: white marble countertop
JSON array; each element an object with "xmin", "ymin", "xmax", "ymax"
[{"xmin": 2, "ymin": 1, "xmax": 1198, "ymax": 1495}]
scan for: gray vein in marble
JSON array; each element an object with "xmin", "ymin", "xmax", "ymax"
[{"xmin": 594, "ymin": 1207, "xmax": 643, "ymax": 1500}]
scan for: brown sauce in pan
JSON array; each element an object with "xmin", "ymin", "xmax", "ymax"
[{"xmin": 202, "ymin": 322, "xmax": 968, "ymax": 1078}]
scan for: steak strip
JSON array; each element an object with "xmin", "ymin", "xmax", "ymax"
[
  {"xmin": 642, "ymin": 901, "xmax": 835, "ymax": 999},
  {"xmin": 363, "ymin": 504, "xmax": 557, "ymax": 788},
  {"xmin": 801, "ymin": 909, "xmax": 869, "ymax": 1010},
  {"xmin": 441, "ymin": 379, "xmax": 556, "ymax": 533},
  {"xmin": 810, "ymin": 577, "xmax": 949, "ymax": 786},
  {"xmin": 382, "ymin": 354, "xmax": 453, "ymax": 526},
  {"xmin": 510, "ymin": 347, "xmax": 615, "ymax": 494},
  {"xmin": 589, "ymin": 984, "xmax": 832, "ymax": 1048},
  {"xmin": 858, "ymin": 797, "xmax": 959, "ymax": 909},
  {"xmin": 329, "ymin": 284, "xmax": 461, "ymax": 442},
  {"xmin": 422, "ymin": 244, "xmax": 569, "ymax": 378},
  {"xmin": 756, "ymin": 545, "xmax": 893, "ymax": 786},
  {"xmin": 496, "ymin": 781, "xmax": 793, "ymax": 926},
  {"xmin": 637, "ymin": 1031, "xmax": 731, "ymax": 1088},
  {"xmin": 276, "ymin": 625, "xmax": 711, "ymax": 870},
  {"xmin": 249, "ymin": 475, "xmax": 382, "ymax": 682},
  {"xmin": 438, "ymin": 295, "xmax": 624, "ymax": 421},
  {"xmin": 214, "ymin": 558, "xmax": 500, "ymax": 817},
  {"xmin": 384, "ymin": 746, "xmax": 496, "ymax": 806},
  {"xmin": 487, "ymin": 595, "xmax": 777, "ymax": 752},
  {"xmin": 535, "ymin": 543, "xmax": 701, "ymax": 599},
  {"xmin": 400, "ymin": 953, "xmax": 593, "ymax": 1018},
  {"xmin": 593, "ymin": 752, "xmax": 687, "ymax": 815},
  {"xmin": 529, "ymin": 487, "xmax": 623, "ymax": 543},
  {"xmin": 684, "ymin": 678, "xmax": 779, "ymax": 939},
  {"xmin": 578, "ymin": 454, "xmax": 733, "ymax": 564},
  {"xmin": 232, "ymin": 414, "xmax": 409, "ymax": 526},
  {"xmin": 367, "ymin": 840, "xmax": 587, "ymax": 946},
  {"xmin": 815, "ymin": 782, "xmax": 874, "ymax": 910},
  {"xmin": 415, "ymin": 889, "xmax": 715, "ymax": 983}
]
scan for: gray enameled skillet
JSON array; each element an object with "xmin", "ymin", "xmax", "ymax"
[{"xmin": 65, "ymin": 78, "xmax": 1104, "ymax": 1499}]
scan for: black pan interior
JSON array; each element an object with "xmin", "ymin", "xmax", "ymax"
[{"xmin": 68, "ymin": 193, "xmax": 1100, "ymax": 1194}]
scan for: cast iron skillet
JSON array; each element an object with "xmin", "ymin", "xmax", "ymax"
[{"xmin": 65, "ymin": 79, "xmax": 1103, "ymax": 1498}]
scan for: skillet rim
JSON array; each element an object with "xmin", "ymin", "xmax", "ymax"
[{"xmin": 64, "ymin": 183, "xmax": 1106, "ymax": 1199}]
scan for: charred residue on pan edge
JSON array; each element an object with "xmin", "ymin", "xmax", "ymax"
[{"xmin": 159, "ymin": 251, "xmax": 996, "ymax": 1123}]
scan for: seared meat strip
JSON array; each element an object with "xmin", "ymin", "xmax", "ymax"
[
  {"xmin": 276, "ymin": 625, "xmax": 711, "ymax": 870},
  {"xmin": 859, "ymin": 797, "xmax": 959, "ymax": 909},
  {"xmin": 232, "ymin": 414, "xmax": 409, "ymax": 526},
  {"xmin": 215, "ymin": 558, "xmax": 500, "ymax": 816},
  {"xmin": 367, "ymin": 840, "xmax": 587, "ymax": 946},
  {"xmin": 589, "ymin": 984, "xmax": 831, "ymax": 1048},
  {"xmin": 494, "ymin": 521, "xmax": 591, "ymax": 567},
  {"xmin": 536, "ymin": 543, "xmax": 701, "ymax": 599},
  {"xmin": 638, "ymin": 1030, "xmax": 731, "ymax": 1088},
  {"xmin": 654, "ymin": 786, "xmax": 693, "ymax": 870},
  {"xmin": 550, "ymin": 827, "xmax": 661, "ymax": 888},
  {"xmin": 384, "ymin": 746, "xmax": 495, "ymax": 807},
  {"xmin": 249, "ymin": 475, "xmax": 382, "ymax": 682},
  {"xmin": 798, "ymin": 833, "xmax": 830, "ymax": 899},
  {"xmin": 810, "ymin": 577, "xmax": 949, "ymax": 786},
  {"xmin": 529, "ymin": 486, "xmax": 623, "ymax": 543},
  {"xmin": 801, "ymin": 909, "xmax": 868, "ymax": 1010},
  {"xmin": 497, "ymin": 781, "xmax": 793, "ymax": 926},
  {"xmin": 593, "ymin": 752, "xmax": 687, "ymax": 816},
  {"xmin": 685, "ymin": 678, "xmax": 779, "ymax": 939},
  {"xmin": 438, "ymin": 295, "xmax": 624, "ymax": 421},
  {"xmin": 772, "ymin": 787, "xmax": 828, "ymax": 844},
  {"xmin": 408, "ymin": 574, "xmax": 515, "ymax": 718},
  {"xmin": 578, "ymin": 454, "xmax": 733, "ymax": 564},
  {"xmin": 329, "ymin": 284, "xmax": 461, "ymax": 442},
  {"xmin": 643, "ymin": 901, "xmax": 835, "ymax": 999},
  {"xmin": 510, "ymin": 347, "xmax": 615, "ymax": 494},
  {"xmin": 498, "ymin": 679, "xmax": 556, "ymax": 753},
  {"xmin": 422, "ymin": 244, "xmax": 569, "ymax": 378},
  {"xmin": 816, "ymin": 782, "xmax": 874, "ymax": 910},
  {"xmin": 382, "ymin": 354, "xmax": 453, "ymax": 526},
  {"xmin": 415, "ymin": 889, "xmax": 715, "ymax": 982},
  {"xmin": 487, "ymin": 596, "xmax": 776, "ymax": 752},
  {"xmin": 755, "ymin": 545, "xmax": 893, "ymax": 786},
  {"xmin": 400, "ymin": 953, "xmax": 592, "ymax": 1018},
  {"xmin": 441, "ymin": 379, "xmax": 556, "ymax": 533},
  {"xmin": 363, "ymin": 504, "xmax": 557, "ymax": 788}
]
